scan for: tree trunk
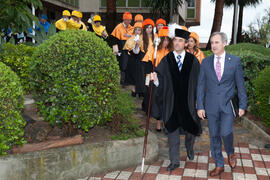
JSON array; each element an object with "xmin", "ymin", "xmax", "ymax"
[
  {"xmin": 230, "ymin": 0, "xmax": 237, "ymax": 45},
  {"xmin": 237, "ymin": 4, "xmax": 244, "ymax": 43},
  {"xmin": 106, "ymin": 0, "xmax": 117, "ymax": 34},
  {"xmin": 206, "ymin": 0, "xmax": 225, "ymax": 50}
]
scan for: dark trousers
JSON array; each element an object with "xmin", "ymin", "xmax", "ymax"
[
  {"xmin": 207, "ymin": 111, "xmax": 234, "ymax": 167},
  {"xmin": 168, "ymin": 128, "xmax": 195, "ymax": 164}
]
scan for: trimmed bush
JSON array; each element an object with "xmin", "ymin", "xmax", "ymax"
[
  {"xmin": 0, "ymin": 43, "xmax": 35, "ymax": 93},
  {"xmin": 254, "ymin": 66, "xmax": 270, "ymax": 126},
  {"xmin": 225, "ymin": 43, "xmax": 270, "ymax": 57},
  {"xmin": 203, "ymin": 43, "xmax": 270, "ymax": 114},
  {"xmin": 0, "ymin": 62, "xmax": 26, "ymax": 155},
  {"xmin": 29, "ymin": 30, "xmax": 120, "ymax": 131}
]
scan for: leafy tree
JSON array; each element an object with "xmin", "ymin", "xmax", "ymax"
[
  {"xmin": 0, "ymin": 0, "xmax": 42, "ymax": 35},
  {"xmin": 243, "ymin": 8, "xmax": 270, "ymax": 46},
  {"xmin": 220, "ymin": 0, "xmax": 262, "ymax": 44},
  {"xmin": 145, "ymin": 0, "xmax": 184, "ymax": 22}
]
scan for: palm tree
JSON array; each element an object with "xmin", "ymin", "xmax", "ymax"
[
  {"xmin": 212, "ymin": 0, "xmax": 262, "ymax": 44},
  {"xmin": 237, "ymin": 0, "xmax": 262, "ymax": 42},
  {"xmin": 206, "ymin": 0, "xmax": 225, "ymax": 50}
]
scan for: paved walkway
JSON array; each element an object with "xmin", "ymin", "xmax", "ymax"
[{"xmin": 82, "ymin": 89, "xmax": 270, "ymax": 180}]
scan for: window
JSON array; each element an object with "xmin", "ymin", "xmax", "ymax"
[
  {"xmin": 100, "ymin": 0, "xmax": 149, "ymax": 8},
  {"xmin": 187, "ymin": 0, "xmax": 196, "ymax": 19},
  {"xmin": 60, "ymin": 0, "xmax": 79, "ymax": 7}
]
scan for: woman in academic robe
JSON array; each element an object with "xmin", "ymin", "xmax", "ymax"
[
  {"xmin": 122, "ymin": 22, "xmax": 144, "ymax": 97},
  {"xmin": 155, "ymin": 18, "xmax": 166, "ymax": 38},
  {"xmin": 142, "ymin": 26, "xmax": 172, "ymax": 131},
  {"xmin": 186, "ymin": 32, "xmax": 205, "ymax": 64},
  {"xmin": 141, "ymin": 18, "xmax": 155, "ymax": 81},
  {"xmin": 87, "ymin": 15, "xmax": 108, "ymax": 40}
]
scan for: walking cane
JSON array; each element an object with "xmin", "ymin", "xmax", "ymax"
[{"xmin": 141, "ymin": 37, "xmax": 161, "ymax": 174}]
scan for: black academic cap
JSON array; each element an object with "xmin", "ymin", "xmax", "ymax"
[{"xmin": 175, "ymin": 29, "xmax": 190, "ymax": 40}]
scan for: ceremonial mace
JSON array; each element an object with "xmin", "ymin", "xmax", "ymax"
[{"xmin": 141, "ymin": 37, "xmax": 161, "ymax": 174}]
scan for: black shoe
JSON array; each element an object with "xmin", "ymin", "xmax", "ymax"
[
  {"xmin": 156, "ymin": 128, "xmax": 162, "ymax": 132},
  {"xmin": 187, "ymin": 149, "xmax": 194, "ymax": 160},
  {"xmin": 166, "ymin": 163, "xmax": 180, "ymax": 171},
  {"xmin": 265, "ymin": 144, "xmax": 270, "ymax": 149},
  {"xmin": 131, "ymin": 91, "xmax": 136, "ymax": 97}
]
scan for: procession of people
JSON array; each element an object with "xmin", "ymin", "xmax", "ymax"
[{"xmin": 18, "ymin": 10, "xmax": 247, "ymax": 177}]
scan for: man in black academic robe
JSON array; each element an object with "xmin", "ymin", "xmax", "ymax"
[{"xmin": 151, "ymin": 28, "xmax": 202, "ymax": 171}]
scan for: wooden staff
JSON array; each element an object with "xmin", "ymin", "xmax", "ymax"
[{"xmin": 141, "ymin": 37, "xmax": 161, "ymax": 174}]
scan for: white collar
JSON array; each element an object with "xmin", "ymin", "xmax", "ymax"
[
  {"xmin": 173, "ymin": 50, "xmax": 186, "ymax": 62},
  {"xmin": 123, "ymin": 23, "xmax": 128, "ymax": 28},
  {"xmin": 214, "ymin": 51, "xmax": 226, "ymax": 60}
]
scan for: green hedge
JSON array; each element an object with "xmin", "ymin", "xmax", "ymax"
[
  {"xmin": 0, "ymin": 62, "xmax": 26, "ymax": 155},
  {"xmin": 29, "ymin": 30, "xmax": 120, "ymax": 131},
  {"xmin": 225, "ymin": 43, "xmax": 270, "ymax": 57},
  {"xmin": 254, "ymin": 66, "xmax": 270, "ymax": 126},
  {"xmin": 203, "ymin": 43, "xmax": 270, "ymax": 114},
  {"xmin": 0, "ymin": 43, "xmax": 35, "ymax": 93}
]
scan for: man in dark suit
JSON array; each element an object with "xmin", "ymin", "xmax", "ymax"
[
  {"xmin": 150, "ymin": 25, "xmax": 202, "ymax": 171},
  {"xmin": 197, "ymin": 32, "xmax": 247, "ymax": 176}
]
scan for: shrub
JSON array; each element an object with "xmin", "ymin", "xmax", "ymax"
[
  {"xmin": 254, "ymin": 66, "xmax": 270, "ymax": 127},
  {"xmin": 110, "ymin": 90, "xmax": 144, "ymax": 140},
  {"xmin": 225, "ymin": 43, "xmax": 270, "ymax": 57},
  {"xmin": 29, "ymin": 30, "xmax": 120, "ymax": 131},
  {"xmin": 0, "ymin": 43, "xmax": 35, "ymax": 93},
  {"xmin": 203, "ymin": 43, "xmax": 270, "ymax": 114},
  {"xmin": 0, "ymin": 62, "xmax": 26, "ymax": 155}
]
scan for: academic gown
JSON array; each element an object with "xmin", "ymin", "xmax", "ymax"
[
  {"xmin": 153, "ymin": 51, "xmax": 202, "ymax": 136},
  {"xmin": 186, "ymin": 48, "xmax": 205, "ymax": 64},
  {"xmin": 110, "ymin": 23, "xmax": 134, "ymax": 72},
  {"xmin": 88, "ymin": 23, "xmax": 108, "ymax": 40},
  {"xmin": 122, "ymin": 35, "xmax": 145, "ymax": 93},
  {"xmin": 142, "ymin": 48, "xmax": 169, "ymax": 119},
  {"xmin": 55, "ymin": 18, "xmax": 67, "ymax": 31}
]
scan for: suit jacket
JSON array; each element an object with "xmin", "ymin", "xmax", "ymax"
[{"xmin": 196, "ymin": 53, "xmax": 247, "ymax": 115}]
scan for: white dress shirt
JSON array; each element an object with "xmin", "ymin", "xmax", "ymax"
[
  {"xmin": 154, "ymin": 50, "xmax": 186, "ymax": 87},
  {"xmin": 214, "ymin": 51, "xmax": 226, "ymax": 77},
  {"xmin": 173, "ymin": 50, "xmax": 186, "ymax": 65}
]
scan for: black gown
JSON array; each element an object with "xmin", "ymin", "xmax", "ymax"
[
  {"xmin": 124, "ymin": 50, "xmax": 145, "ymax": 94},
  {"xmin": 153, "ymin": 51, "xmax": 202, "ymax": 136}
]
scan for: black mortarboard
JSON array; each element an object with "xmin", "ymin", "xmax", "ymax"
[{"xmin": 175, "ymin": 29, "xmax": 190, "ymax": 40}]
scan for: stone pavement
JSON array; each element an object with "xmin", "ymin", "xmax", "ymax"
[
  {"xmin": 83, "ymin": 91, "xmax": 270, "ymax": 180},
  {"xmin": 85, "ymin": 142, "xmax": 270, "ymax": 180}
]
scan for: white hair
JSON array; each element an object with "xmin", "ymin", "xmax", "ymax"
[{"xmin": 211, "ymin": 32, "xmax": 228, "ymax": 43}]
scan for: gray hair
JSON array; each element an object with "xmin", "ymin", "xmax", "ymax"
[{"xmin": 210, "ymin": 32, "xmax": 228, "ymax": 43}]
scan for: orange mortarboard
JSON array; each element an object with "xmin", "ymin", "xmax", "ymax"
[
  {"xmin": 123, "ymin": 12, "xmax": 132, "ymax": 20},
  {"xmin": 142, "ymin": 18, "xmax": 155, "ymax": 29},
  {"xmin": 156, "ymin": 18, "xmax": 166, "ymax": 26},
  {"xmin": 190, "ymin": 32, "xmax": 199, "ymax": 46},
  {"xmin": 135, "ymin": 14, "xmax": 143, "ymax": 22},
  {"xmin": 134, "ymin": 22, "xmax": 142, "ymax": 28},
  {"xmin": 158, "ymin": 26, "xmax": 169, "ymax": 37}
]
